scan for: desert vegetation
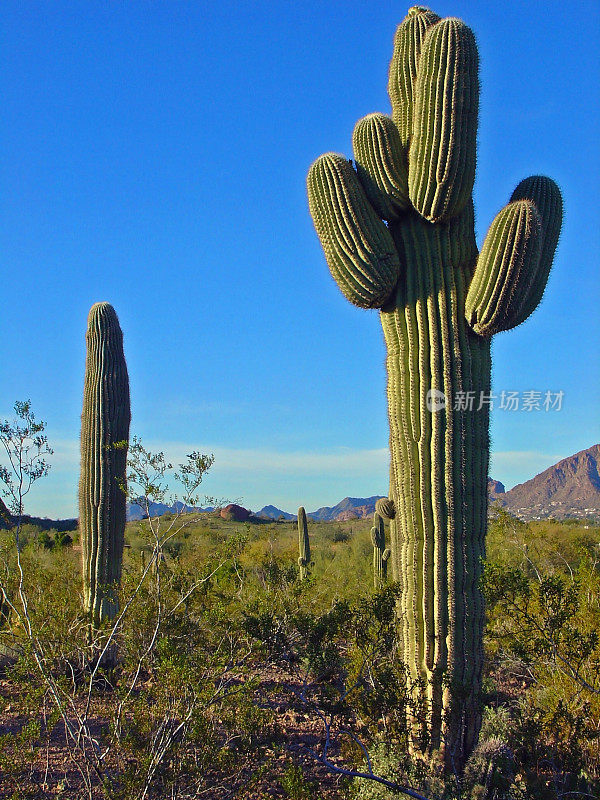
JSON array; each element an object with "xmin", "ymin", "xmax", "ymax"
[
  {"xmin": 1, "ymin": 4, "xmax": 590, "ymax": 799},
  {"xmin": 0, "ymin": 506, "xmax": 598, "ymax": 799}
]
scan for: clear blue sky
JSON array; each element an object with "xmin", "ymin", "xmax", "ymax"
[{"xmin": 1, "ymin": 1, "xmax": 599, "ymax": 518}]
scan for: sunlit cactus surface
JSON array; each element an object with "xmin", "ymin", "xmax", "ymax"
[
  {"xmin": 307, "ymin": 5, "xmax": 562, "ymax": 767},
  {"xmin": 79, "ymin": 302, "xmax": 130, "ymax": 629}
]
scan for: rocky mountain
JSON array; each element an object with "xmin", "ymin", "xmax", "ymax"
[
  {"xmin": 487, "ymin": 478, "xmax": 506, "ymax": 502},
  {"xmin": 120, "ymin": 445, "xmax": 599, "ymax": 525},
  {"xmin": 490, "ymin": 444, "xmax": 600, "ymax": 521},
  {"xmin": 308, "ymin": 496, "xmax": 385, "ymax": 522},
  {"xmin": 221, "ymin": 504, "xmax": 251, "ymax": 522},
  {"xmin": 253, "ymin": 505, "xmax": 296, "ymax": 521},
  {"xmin": 252, "ymin": 497, "xmax": 385, "ymax": 522}
]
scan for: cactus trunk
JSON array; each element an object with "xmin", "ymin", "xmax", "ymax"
[
  {"xmin": 382, "ymin": 208, "xmax": 491, "ymax": 761},
  {"xmin": 79, "ymin": 302, "xmax": 130, "ymax": 631},
  {"xmin": 297, "ymin": 506, "xmax": 310, "ymax": 580}
]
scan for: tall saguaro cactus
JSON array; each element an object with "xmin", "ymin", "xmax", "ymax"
[
  {"xmin": 297, "ymin": 506, "xmax": 311, "ymax": 580},
  {"xmin": 307, "ymin": 7, "xmax": 562, "ymax": 768},
  {"xmin": 80, "ymin": 302, "xmax": 131, "ymax": 629},
  {"xmin": 371, "ymin": 512, "xmax": 391, "ymax": 590}
]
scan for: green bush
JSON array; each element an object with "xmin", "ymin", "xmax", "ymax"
[{"xmin": 483, "ymin": 552, "xmax": 600, "ymax": 797}]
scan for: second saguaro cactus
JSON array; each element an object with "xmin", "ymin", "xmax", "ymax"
[
  {"xmin": 307, "ymin": 6, "xmax": 562, "ymax": 768},
  {"xmin": 79, "ymin": 302, "xmax": 131, "ymax": 629},
  {"xmin": 297, "ymin": 506, "xmax": 311, "ymax": 580},
  {"xmin": 371, "ymin": 512, "xmax": 391, "ymax": 590}
]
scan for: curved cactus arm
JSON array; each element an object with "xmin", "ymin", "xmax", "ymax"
[
  {"xmin": 388, "ymin": 6, "xmax": 441, "ymax": 148},
  {"xmin": 409, "ymin": 18, "xmax": 479, "ymax": 222},
  {"xmin": 465, "ymin": 200, "xmax": 545, "ymax": 336},
  {"xmin": 375, "ymin": 496, "xmax": 396, "ymax": 519},
  {"xmin": 382, "ymin": 548, "xmax": 391, "ymax": 561},
  {"xmin": 353, "ymin": 113, "xmax": 410, "ymax": 221},
  {"xmin": 509, "ymin": 176, "xmax": 563, "ymax": 320},
  {"xmin": 370, "ymin": 527, "xmax": 378, "ymax": 548},
  {"xmin": 307, "ymin": 153, "xmax": 401, "ymax": 308}
]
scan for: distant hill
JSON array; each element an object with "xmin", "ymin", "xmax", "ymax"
[
  {"xmin": 252, "ymin": 498, "xmax": 385, "ymax": 522},
  {"xmin": 0, "ymin": 495, "xmax": 77, "ymax": 533},
  {"xmin": 487, "ymin": 478, "xmax": 506, "ymax": 503},
  {"xmin": 84, "ymin": 445, "xmax": 600, "ymax": 526},
  {"xmin": 126, "ymin": 500, "xmax": 214, "ymax": 521},
  {"xmin": 490, "ymin": 444, "xmax": 600, "ymax": 521},
  {"xmin": 308, "ymin": 496, "xmax": 385, "ymax": 522},
  {"xmin": 253, "ymin": 505, "xmax": 296, "ymax": 521}
]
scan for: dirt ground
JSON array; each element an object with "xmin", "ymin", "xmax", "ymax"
[{"xmin": 0, "ymin": 662, "xmax": 353, "ymax": 800}]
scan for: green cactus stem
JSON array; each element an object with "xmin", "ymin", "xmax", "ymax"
[
  {"xmin": 371, "ymin": 512, "xmax": 391, "ymax": 589},
  {"xmin": 79, "ymin": 302, "xmax": 130, "ymax": 630},
  {"xmin": 297, "ymin": 506, "xmax": 311, "ymax": 580},
  {"xmin": 307, "ymin": 6, "xmax": 562, "ymax": 769}
]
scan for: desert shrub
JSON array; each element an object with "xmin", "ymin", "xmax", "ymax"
[
  {"xmin": 0, "ymin": 532, "xmax": 274, "ymax": 798},
  {"xmin": 483, "ymin": 552, "xmax": 600, "ymax": 798},
  {"xmin": 280, "ymin": 763, "xmax": 319, "ymax": 798},
  {"xmin": 36, "ymin": 529, "xmax": 54, "ymax": 549},
  {"xmin": 321, "ymin": 524, "xmax": 352, "ymax": 544}
]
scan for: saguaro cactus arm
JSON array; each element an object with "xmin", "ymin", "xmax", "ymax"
[
  {"xmin": 408, "ymin": 18, "xmax": 479, "ymax": 222},
  {"xmin": 388, "ymin": 6, "xmax": 441, "ymax": 147},
  {"xmin": 352, "ymin": 114, "xmax": 410, "ymax": 221},
  {"xmin": 307, "ymin": 154, "xmax": 401, "ymax": 309},
  {"xmin": 465, "ymin": 201, "xmax": 542, "ymax": 336},
  {"xmin": 466, "ymin": 178, "xmax": 562, "ymax": 335}
]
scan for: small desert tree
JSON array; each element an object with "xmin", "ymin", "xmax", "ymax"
[
  {"xmin": 0, "ymin": 399, "xmax": 53, "ymax": 627},
  {"xmin": 0, "ymin": 400, "xmax": 53, "ymax": 537}
]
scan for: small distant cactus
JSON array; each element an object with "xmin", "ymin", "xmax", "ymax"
[
  {"xmin": 371, "ymin": 513, "xmax": 391, "ymax": 589},
  {"xmin": 297, "ymin": 506, "xmax": 311, "ymax": 580},
  {"xmin": 79, "ymin": 302, "xmax": 130, "ymax": 629},
  {"xmin": 307, "ymin": 5, "xmax": 562, "ymax": 768}
]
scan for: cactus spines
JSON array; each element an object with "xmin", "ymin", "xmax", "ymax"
[
  {"xmin": 79, "ymin": 302, "xmax": 130, "ymax": 629},
  {"xmin": 388, "ymin": 7, "xmax": 441, "ymax": 147},
  {"xmin": 307, "ymin": 7, "xmax": 562, "ymax": 769},
  {"xmin": 307, "ymin": 153, "xmax": 400, "ymax": 309},
  {"xmin": 297, "ymin": 506, "xmax": 311, "ymax": 580},
  {"xmin": 371, "ymin": 513, "xmax": 391, "ymax": 589},
  {"xmin": 408, "ymin": 18, "xmax": 479, "ymax": 222},
  {"xmin": 353, "ymin": 114, "xmax": 410, "ymax": 221},
  {"xmin": 465, "ymin": 200, "xmax": 543, "ymax": 336}
]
